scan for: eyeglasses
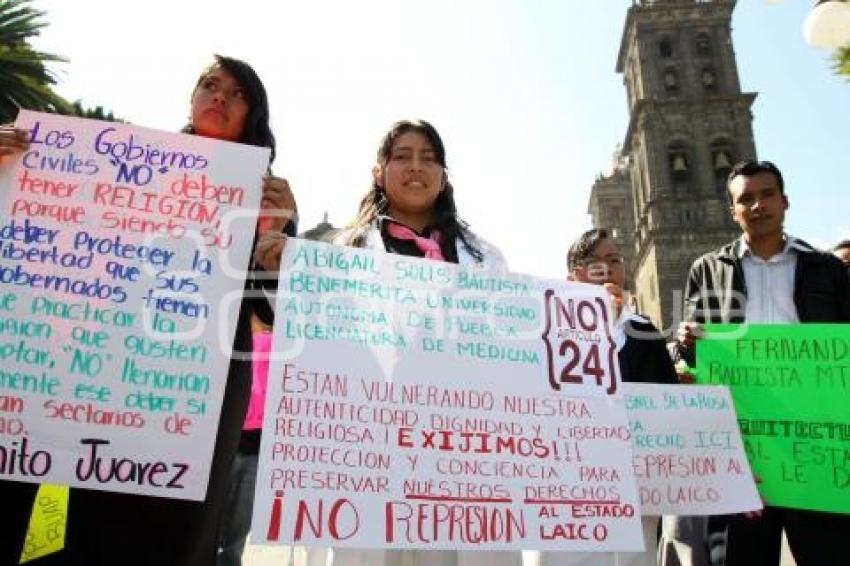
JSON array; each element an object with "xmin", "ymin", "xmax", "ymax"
[{"xmin": 579, "ymin": 255, "xmax": 625, "ymax": 268}]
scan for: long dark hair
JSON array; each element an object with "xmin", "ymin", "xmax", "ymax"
[
  {"xmin": 183, "ymin": 54, "xmax": 276, "ymax": 165},
  {"xmin": 347, "ymin": 119, "xmax": 482, "ymax": 261}
]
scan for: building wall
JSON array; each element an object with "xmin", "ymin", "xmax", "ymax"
[{"xmin": 634, "ymin": 246, "xmax": 661, "ymax": 326}]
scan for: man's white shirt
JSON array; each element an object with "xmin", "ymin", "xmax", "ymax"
[{"xmin": 738, "ymin": 235, "xmax": 804, "ymax": 324}]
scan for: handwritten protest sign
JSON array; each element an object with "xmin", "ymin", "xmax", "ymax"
[
  {"xmin": 253, "ymin": 238, "xmax": 644, "ymax": 552},
  {"xmin": 696, "ymin": 324, "xmax": 850, "ymax": 514},
  {"xmin": 623, "ymin": 383, "xmax": 760, "ymax": 515},
  {"xmin": 0, "ymin": 110, "xmax": 267, "ymax": 500}
]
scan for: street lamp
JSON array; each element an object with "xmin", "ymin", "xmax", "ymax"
[{"xmin": 804, "ymin": 0, "xmax": 850, "ymax": 49}]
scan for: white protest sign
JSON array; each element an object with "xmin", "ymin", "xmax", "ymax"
[
  {"xmin": 253, "ymin": 238, "xmax": 644, "ymax": 552},
  {"xmin": 624, "ymin": 383, "xmax": 761, "ymax": 515},
  {"xmin": 0, "ymin": 110, "xmax": 268, "ymax": 500}
]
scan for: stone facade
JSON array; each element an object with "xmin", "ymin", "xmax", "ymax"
[{"xmin": 587, "ymin": 0, "xmax": 757, "ymax": 334}]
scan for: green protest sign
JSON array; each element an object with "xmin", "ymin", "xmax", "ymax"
[{"xmin": 696, "ymin": 324, "xmax": 850, "ymax": 514}]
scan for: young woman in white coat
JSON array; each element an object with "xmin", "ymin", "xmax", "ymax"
[{"xmin": 304, "ymin": 119, "xmax": 518, "ymax": 566}]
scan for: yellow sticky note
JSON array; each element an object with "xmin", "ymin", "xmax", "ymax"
[{"xmin": 20, "ymin": 484, "xmax": 68, "ymax": 564}]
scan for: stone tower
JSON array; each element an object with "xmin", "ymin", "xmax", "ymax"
[
  {"xmin": 589, "ymin": 0, "xmax": 757, "ymax": 333},
  {"xmin": 586, "ymin": 148, "xmax": 636, "ymax": 292}
]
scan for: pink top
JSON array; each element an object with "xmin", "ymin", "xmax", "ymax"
[{"xmin": 243, "ymin": 331, "xmax": 272, "ymax": 430}]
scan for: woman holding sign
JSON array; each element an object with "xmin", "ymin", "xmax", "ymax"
[
  {"xmin": 75, "ymin": 54, "xmax": 295, "ymax": 566},
  {"xmin": 302, "ymin": 119, "xmax": 516, "ymax": 566},
  {"xmin": 0, "ymin": 54, "xmax": 296, "ymax": 565},
  {"xmin": 0, "ymin": 125, "xmax": 45, "ymax": 566}
]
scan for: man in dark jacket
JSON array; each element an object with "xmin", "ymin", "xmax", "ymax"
[{"xmin": 673, "ymin": 160, "xmax": 850, "ymax": 566}]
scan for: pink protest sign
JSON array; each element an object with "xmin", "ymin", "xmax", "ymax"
[{"xmin": 0, "ymin": 111, "xmax": 268, "ymax": 500}]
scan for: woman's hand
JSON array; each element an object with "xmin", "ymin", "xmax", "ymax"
[
  {"xmin": 257, "ymin": 175, "xmax": 295, "ymax": 234},
  {"xmin": 677, "ymin": 321, "xmax": 703, "ymax": 350},
  {"xmin": 254, "ymin": 231, "xmax": 287, "ymax": 272},
  {"xmin": 0, "ymin": 126, "xmax": 29, "ymax": 162}
]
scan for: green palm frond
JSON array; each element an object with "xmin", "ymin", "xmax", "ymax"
[
  {"xmin": 0, "ymin": 0, "xmax": 47, "ymax": 46},
  {"xmin": 0, "ymin": 45, "xmax": 64, "ymax": 84},
  {"xmin": 832, "ymin": 46, "xmax": 850, "ymax": 79},
  {"xmin": 0, "ymin": 0, "xmax": 69, "ymax": 122}
]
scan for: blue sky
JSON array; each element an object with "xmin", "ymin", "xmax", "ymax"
[{"xmin": 30, "ymin": 0, "xmax": 850, "ymax": 278}]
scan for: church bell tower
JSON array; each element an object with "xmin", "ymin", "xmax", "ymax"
[{"xmin": 597, "ymin": 0, "xmax": 758, "ymax": 331}]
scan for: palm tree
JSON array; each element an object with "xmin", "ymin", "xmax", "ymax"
[
  {"xmin": 0, "ymin": 0, "xmax": 70, "ymax": 122},
  {"xmin": 833, "ymin": 47, "xmax": 850, "ymax": 79}
]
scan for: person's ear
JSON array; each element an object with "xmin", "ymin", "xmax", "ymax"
[
  {"xmin": 782, "ymin": 193, "xmax": 789, "ymax": 210},
  {"xmin": 372, "ymin": 164, "xmax": 383, "ymax": 188}
]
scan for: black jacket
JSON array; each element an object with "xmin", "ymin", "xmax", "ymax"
[
  {"xmin": 679, "ymin": 237, "xmax": 850, "ymax": 365},
  {"xmin": 619, "ymin": 317, "xmax": 678, "ymax": 385}
]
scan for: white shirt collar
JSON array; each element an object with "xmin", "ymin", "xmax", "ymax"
[
  {"xmin": 616, "ymin": 306, "xmax": 647, "ymax": 327},
  {"xmin": 738, "ymin": 235, "xmax": 801, "ymax": 324},
  {"xmin": 736, "ymin": 234, "xmax": 807, "ymax": 260},
  {"xmin": 613, "ymin": 306, "xmax": 647, "ymax": 350}
]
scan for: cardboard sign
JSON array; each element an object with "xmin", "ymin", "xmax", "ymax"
[
  {"xmin": 697, "ymin": 323, "xmax": 850, "ymax": 514},
  {"xmin": 624, "ymin": 383, "xmax": 761, "ymax": 515},
  {"xmin": 252, "ymin": 238, "xmax": 644, "ymax": 552},
  {"xmin": 0, "ymin": 111, "xmax": 268, "ymax": 500}
]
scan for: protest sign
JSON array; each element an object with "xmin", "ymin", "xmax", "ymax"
[
  {"xmin": 623, "ymin": 383, "xmax": 761, "ymax": 515},
  {"xmin": 0, "ymin": 110, "xmax": 268, "ymax": 500},
  {"xmin": 696, "ymin": 323, "xmax": 850, "ymax": 514},
  {"xmin": 252, "ymin": 238, "xmax": 644, "ymax": 552}
]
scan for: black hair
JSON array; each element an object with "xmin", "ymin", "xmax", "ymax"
[
  {"xmin": 346, "ymin": 119, "xmax": 482, "ymax": 262},
  {"xmin": 726, "ymin": 160, "xmax": 784, "ymax": 204},
  {"xmin": 183, "ymin": 54, "xmax": 276, "ymax": 165},
  {"xmin": 567, "ymin": 228, "xmax": 610, "ymax": 271}
]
